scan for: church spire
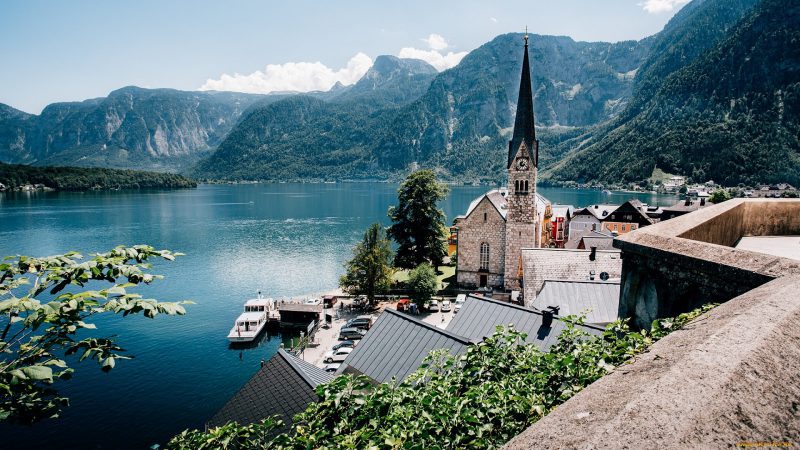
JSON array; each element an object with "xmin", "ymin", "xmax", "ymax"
[{"xmin": 508, "ymin": 30, "xmax": 537, "ymax": 169}]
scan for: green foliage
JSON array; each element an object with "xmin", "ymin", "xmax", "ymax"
[
  {"xmin": 709, "ymin": 189, "xmax": 732, "ymax": 204},
  {"xmin": 0, "ymin": 162, "xmax": 196, "ymax": 191},
  {"xmin": 167, "ymin": 417, "xmax": 286, "ymax": 450},
  {"xmin": 169, "ymin": 304, "xmax": 717, "ymax": 449},
  {"xmin": 388, "ymin": 170, "xmax": 449, "ymax": 269},
  {"xmin": 0, "ymin": 245, "xmax": 191, "ymax": 424},
  {"xmin": 406, "ymin": 263, "xmax": 438, "ymax": 306},
  {"xmin": 339, "ymin": 223, "xmax": 394, "ymax": 304}
]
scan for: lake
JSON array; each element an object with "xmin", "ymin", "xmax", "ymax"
[{"xmin": 0, "ymin": 183, "xmax": 677, "ymax": 449}]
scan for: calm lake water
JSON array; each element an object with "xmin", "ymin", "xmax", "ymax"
[{"xmin": 0, "ymin": 183, "xmax": 677, "ymax": 449}]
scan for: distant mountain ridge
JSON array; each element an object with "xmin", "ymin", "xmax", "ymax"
[
  {"xmin": 3, "ymin": 0, "xmax": 795, "ymax": 186},
  {"xmin": 196, "ymin": 33, "xmax": 652, "ymax": 181},
  {"xmin": 544, "ymin": 0, "xmax": 799, "ymax": 186}
]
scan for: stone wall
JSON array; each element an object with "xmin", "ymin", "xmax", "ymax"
[
  {"xmin": 456, "ymin": 197, "xmax": 506, "ymax": 289},
  {"xmin": 616, "ymin": 198, "xmax": 800, "ymax": 329},
  {"xmin": 503, "ymin": 275, "xmax": 800, "ymax": 449}
]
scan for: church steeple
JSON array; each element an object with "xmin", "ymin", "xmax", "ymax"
[{"xmin": 508, "ymin": 31, "xmax": 537, "ymax": 169}]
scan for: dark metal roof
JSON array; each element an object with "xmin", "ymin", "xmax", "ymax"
[
  {"xmin": 208, "ymin": 349, "xmax": 332, "ymax": 429},
  {"xmin": 337, "ymin": 309, "xmax": 472, "ymax": 383},
  {"xmin": 508, "ymin": 35, "xmax": 537, "ymax": 168},
  {"xmin": 446, "ymin": 295, "xmax": 603, "ymax": 352},
  {"xmin": 533, "ymin": 280, "xmax": 621, "ymax": 325}
]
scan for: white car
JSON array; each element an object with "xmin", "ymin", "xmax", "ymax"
[
  {"xmin": 440, "ymin": 300, "xmax": 452, "ymax": 312},
  {"xmin": 454, "ymin": 295, "xmax": 466, "ymax": 313},
  {"xmin": 428, "ymin": 300, "xmax": 439, "ymax": 312},
  {"xmin": 323, "ymin": 346, "xmax": 354, "ymax": 363},
  {"xmin": 323, "ymin": 363, "xmax": 341, "ymax": 373}
]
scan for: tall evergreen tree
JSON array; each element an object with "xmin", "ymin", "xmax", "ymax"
[
  {"xmin": 387, "ymin": 170, "xmax": 449, "ymax": 270},
  {"xmin": 339, "ymin": 223, "xmax": 394, "ymax": 305}
]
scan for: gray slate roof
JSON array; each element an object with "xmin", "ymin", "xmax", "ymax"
[
  {"xmin": 581, "ymin": 230, "xmax": 615, "ymax": 250},
  {"xmin": 446, "ymin": 296, "xmax": 603, "ymax": 352},
  {"xmin": 532, "ymin": 280, "xmax": 621, "ymax": 325},
  {"xmin": 337, "ymin": 309, "xmax": 472, "ymax": 383},
  {"xmin": 208, "ymin": 349, "xmax": 333, "ymax": 429}
]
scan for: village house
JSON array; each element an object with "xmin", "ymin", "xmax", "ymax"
[
  {"xmin": 601, "ymin": 199, "xmax": 654, "ymax": 235},
  {"xmin": 567, "ymin": 204, "xmax": 617, "ymax": 246}
]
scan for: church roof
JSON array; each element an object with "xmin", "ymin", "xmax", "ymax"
[
  {"xmin": 465, "ymin": 188, "xmax": 509, "ymax": 220},
  {"xmin": 508, "ymin": 35, "xmax": 537, "ymax": 169}
]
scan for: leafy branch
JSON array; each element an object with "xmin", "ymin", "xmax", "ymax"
[{"xmin": 0, "ymin": 245, "xmax": 192, "ymax": 424}]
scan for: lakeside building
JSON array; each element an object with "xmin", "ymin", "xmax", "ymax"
[
  {"xmin": 600, "ymin": 199, "xmax": 655, "ymax": 236},
  {"xmin": 567, "ymin": 204, "xmax": 618, "ymax": 247},
  {"xmin": 541, "ymin": 204, "xmax": 574, "ymax": 249},
  {"xmin": 454, "ymin": 34, "xmax": 540, "ymax": 292},
  {"xmin": 661, "ymin": 196, "xmax": 709, "ymax": 221}
]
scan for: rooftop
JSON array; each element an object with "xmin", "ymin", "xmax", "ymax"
[
  {"xmin": 447, "ymin": 295, "xmax": 603, "ymax": 352},
  {"xmin": 532, "ymin": 280, "xmax": 620, "ymax": 326},
  {"xmin": 208, "ymin": 349, "xmax": 333, "ymax": 429},
  {"xmin": 336, "ymin": 309, "xmax": 472, "ymax": 383}
]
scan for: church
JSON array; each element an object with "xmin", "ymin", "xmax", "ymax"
[{"xmin": 454, "ymin": 34, "xmax": 545, "ymax": 292}]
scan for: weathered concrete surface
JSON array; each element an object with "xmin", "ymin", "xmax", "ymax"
[
  {"xmin": 615, "ymin": 199, "xmax": 800, "ymax": 329},
  {"xmin": 503, "ymin": 276, "xmax": 800, "ymax": 450}
]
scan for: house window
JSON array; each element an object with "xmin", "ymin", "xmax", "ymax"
[{"xmin": 480, "ymin": 243, "xmax": 490, "ymax": 270}]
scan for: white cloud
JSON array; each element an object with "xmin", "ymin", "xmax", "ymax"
[
  {"xmin": 399, "ymin": 34, "xmax": 467, "ymax": 71},
  {"xmin": 423, "ymin": 33, "xmax": 449, "ymax": 51},
  {"xmin": 490, "ymin": 17, "xmax": 498, "ymax": 23},
  {"xmin": 199, "ymin": 53, "xmax": 373, "ymax": 94},
  {"xmin": 397, "ymin": 47, "xmax": 467, "ymax": 71},
  {"xmin": 640, "ymin": 0, "xmax": 690, "ymax": 13}
]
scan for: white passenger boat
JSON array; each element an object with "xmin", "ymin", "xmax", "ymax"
[{"xmin": 227, "ymin": 295, "xmax": 274, "ymax": 343}]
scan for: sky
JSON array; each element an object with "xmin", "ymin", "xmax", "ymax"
[{"xmin": 0, "ymin": 0, "xmax": 690, "ymax": 114}]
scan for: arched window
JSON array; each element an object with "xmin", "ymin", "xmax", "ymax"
[{"xmin": 480, "ymin": 243, "xmax": 490, "ymax": 270}]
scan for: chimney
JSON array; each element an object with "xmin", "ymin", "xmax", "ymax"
[
  {"xmin": 700, "ymin": 198, "xmax": 706, "ymax": 206},
  {"xmin": 684, "ymin": 197, "xmax": 691, "ymax": 206},
  {"xmin": 542, "ymin": 306, "xmax": 559, "ymax": 328},
  {"xmin": 589, "ymin": 246, "xmax": 597, "ymax": 261}
]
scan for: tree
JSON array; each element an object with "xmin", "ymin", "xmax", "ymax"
[
  {"xmin": 339, "ymin": 223, "xmax": 394, "ymax": 305},
  {"xmin": 407, "ymin": 263, "xmax": 438, "ymax": 308},
  {"xmin": 0, "ymin": 245, "xmax": 190, "ymax": 424},
  {"xmin": 709, "ymin": 189, "xmax": 732, "ymax": 204},
  {"xmin": 388, "ymin": 170, "xmax": 449, "ymax": 270}
]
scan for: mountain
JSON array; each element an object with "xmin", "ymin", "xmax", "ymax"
[
  {"xmin": 196, "ymin": 35, "xmax": 652, "ymax": 181},
  {"xmin": 330, "ymin": 55, "xmax": 438, "ymax": 107},
  {"xmin": 545, "ymin": 0, "xmax": 800, "ymax": 186},
  {"xmin": 0, "ymin": 88, "xmax": 268, "ymax": 171}
]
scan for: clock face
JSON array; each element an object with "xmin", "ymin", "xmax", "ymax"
[{"xmin": 516, "ymin": 158, "xmax": 529, "ymax": 171}]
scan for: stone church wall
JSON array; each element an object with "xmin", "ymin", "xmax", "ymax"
[{"xmin": 455, "ymin": 197, "xmax": 506, "ymax": 289}]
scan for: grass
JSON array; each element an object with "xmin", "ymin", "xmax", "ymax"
[{"xmin": 393, "ymin": 265, "xmax": 456, "ymax": 290}]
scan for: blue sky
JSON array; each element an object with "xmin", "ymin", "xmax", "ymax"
[{"xmin": 0, "ymin": 0, "xmax": 690, "ymax": 114}]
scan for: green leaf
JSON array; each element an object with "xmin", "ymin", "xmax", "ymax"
[{"xmin": 21, "ymin": 365, "xmax": 54, "ymax": 382}]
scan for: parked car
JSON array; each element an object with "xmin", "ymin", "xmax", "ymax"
[
  {"xmin": 454, "ymin": 295, "xmax": 466, "ymax": 313},
  {"xmin": 345, "ymin": 317, "xmax": 372, "ymax": 330},
  {"xmin": 339, "ymin": 327, "xmax": 367, "ymax": 340},
  {"xmin": 396, "ymin": 298, "xmax": 411, "ymax": 311},
  {"xmin": 323, "ymin": 363, "xmax": 341, "ymax": 373},
  {"xmin": 324, "ymin": 347, "xmax": 354, "ymax": 363},
  {"xmin": 441, "ymin": 300, "xmax": 452, "ymax": 312},
  {"xmin": 428, "ymin": 300, "xmax": 439, "ymax": 312},
  {"xmin": 332, "ymin": 340, "xmax": 355, "ymax": 351}
]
